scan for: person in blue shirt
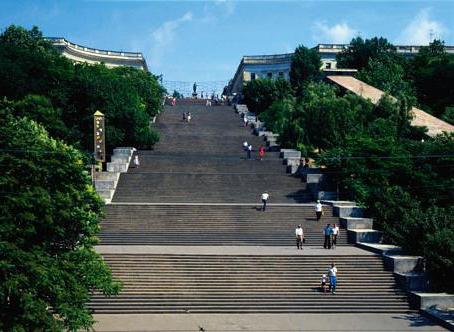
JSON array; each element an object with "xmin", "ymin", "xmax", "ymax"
[{"xmin": 323, "ymin": 224, "xmax": 332, "ymax": 249}]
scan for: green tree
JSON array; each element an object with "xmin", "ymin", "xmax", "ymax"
[
  {"xmin": 0, "ymin": 25, "xmax": 164, "ymax": 152},
  {"xmin": 0, "ymin": 112, "xmax": 121, "ymax": 330},
  {"xmin": 356, "ymin": 55, "xmax": 416, "ymax": 104},
  {"xmin": 11, "ymin": 95, "xmax": 69, "ymax": 140},
  {"xmin": 442, "ymin": 106, "xmax": 454, "ymax": 125},
  {"xmin": 242, "ymin": 78, "xmax": 292, "ymax": 115},
  {"xmin": 172, "ymin": 90, "xmax": 184, "ymax": 99},
  {"xmin": 289, "ymin": 45, "xmax": 321, "ymax": 94},
  {"xmin": 336, "ymin": 36, "xmax": 396, "ymax": 70},
  {"xmin": 410, "ymin": 40, "xmax": 454, "ymax": 117}
]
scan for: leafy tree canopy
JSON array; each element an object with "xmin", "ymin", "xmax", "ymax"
[
  {"xmin": 0, "ymin": 25, "xmax": 164, "ymax": 152},
  {"xmin": 242, "ymin": 78, "xmax": 292, "ymax": 115},
  {"xmin": 336, "ymin": 36, "xmax": 396, "ymax": 70},
  {"xmin": 289, "ymin": 45, "xmax": 321, "ymax": 94},
  {"xmin": 0, "ymin": 109, "xmax": 121, "ymax": 331}
]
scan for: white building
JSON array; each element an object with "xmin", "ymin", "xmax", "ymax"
[
  {"xmin": 48, "ymin": 37, "xmax": 148, "ymax": 71},
  {"xmin": 227, "ymin": 43, "xmax": 454, "ymax": 96}
]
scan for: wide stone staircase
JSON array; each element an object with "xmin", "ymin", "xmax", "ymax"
[
  {"xmin": 94, "ymin": 103, "xmax": 413, "ymax": 316},
  {"xmin": 90, "ymin": 254, "xmax": 409, "ymax": 314}
]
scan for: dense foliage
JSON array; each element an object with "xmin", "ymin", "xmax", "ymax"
[
  {"xmin": 243, "ymin": 39, "xmax": 454, "ymax": 291},
  {"xmin": 242, "ymin": 78, "xmax": 292, "ymax": 115},
  {"xmin": 0, "ymin": 109, "xmax": 121, "ymax": 330},
  {"xmin": 0, "ymin": 25, "xmax": 164, "ymax": 151},
  {"xmin": 0, "ymin": 24, "xmax": 166, "ymax": 329},
  {"xmin": 289, "ymin": 45, "xmax": 321, "ymax": 94}
]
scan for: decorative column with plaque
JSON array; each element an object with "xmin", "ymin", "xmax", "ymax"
[{"xmin": 93, "ymin": 111, "xmax": 106, "ymax": 167}]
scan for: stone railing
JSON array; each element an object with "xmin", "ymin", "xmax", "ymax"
[
  {"xmin": 325, "ymin": 200, "xmax": 453, "ymax": 324},
  {"xmin": 93, "ymin": 147, "xmax": 135, "ymax": 203}
]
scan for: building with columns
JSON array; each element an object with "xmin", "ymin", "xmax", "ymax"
[
  {"xmin": 227, "ymin": 43, "xmax": 454, "ymax": 96},
  {"xmin": 47, "ymin": 37, "xmax": 148, "ymax": 71}
]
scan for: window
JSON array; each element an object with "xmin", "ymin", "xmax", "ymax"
[
  {"xmin": 251, "ymin": 73, "xmax": 256, "ymax": 80},
  {"xmin": 267, "ymin": 72, "xmax": 273, "ymax": 79},
  {"xmin": 325, "ymin": 62, "xmax": 332, "ymax": 69},
  {"xmin": 278, "ymin": 72, "xmax": 284, "ymax": 78}
]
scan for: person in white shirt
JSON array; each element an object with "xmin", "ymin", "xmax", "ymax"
[
  {"xmin": 295, "ymin": 225, "xmax": 304, "ymax": 250},
  {"xmin": 243, "ymin": 141, "xmax": 248, "ymax": 153},
  {"xmin": 243, "ymin": 115, "xmax": 248, "ymax": 127},
  {"xmin": 133, "ymin": 155, "xmax": 140, "ymax": 168},
  {"xmin": 328, "ymin": 263, "xmax": 338, "ymax": 294},
  {"xmin": 187, "ymin": 112, "xmax": 192, "ymax": 123},
  {"xmin": 332, "ymin": 223, "xmax": 339, "ymax": 249},
  {"xmin": 261, "ymin": 191, "xmax": 269, "ymax": 212},
  {"xmin": 315, "ymin": 200, "xmax": 323, "ymax": 221}
]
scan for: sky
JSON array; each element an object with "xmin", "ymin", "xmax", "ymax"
[{"xmin": 1, "ymin": 0, "xmax": 453, "ymax": 87}]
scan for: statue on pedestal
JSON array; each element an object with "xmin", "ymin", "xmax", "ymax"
[{"xmin": 192, "ymin": 82, "xmax": 198, "ymax": 99}]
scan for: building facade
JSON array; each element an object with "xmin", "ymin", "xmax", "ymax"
[
  {"xmin": 48, "ymin": 37, "xmax": 148, "ymax": 71},
  {"xmin": 227, "ymin": 43, "xmax": 454, "ymax": 96}
]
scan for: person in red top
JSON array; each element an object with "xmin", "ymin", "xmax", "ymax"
[{"xmin": 258, "ymin": 146, "xmax": 266, "ymax": 161}]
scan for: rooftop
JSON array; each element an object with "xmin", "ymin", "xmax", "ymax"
[{"xmin": 326, "ymin": 75, "xmax": 454, "ymax": 137}]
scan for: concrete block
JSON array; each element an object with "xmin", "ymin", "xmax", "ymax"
[
  {"xmin": 265, "ymin": 137, "xmax": 278, "ymax": 144},
  {"xmin": 280, "ymin": 149, "xmax": 295, "ymax": 157},
  {"xmin": 260, "ymin": 131, "xmax": 274, "ymax": 138},
  {"xmin": 96, "ymin": 189, "xmax": 113, "ymax": 200},
  {"xmin": 306, "ymin": 173, "xmax": 323, "ymax": 184},
  {"xmin": 340, "ymin": 217, "xmax": 374, "ymax": 230},
  {"xmin": 286, "ymin": 165, "xmax": 299, "ymax": 174},
  {"xmin": 323, "ymin": 200, "xmax": 357, "ymax": 206},
  {"xmin": 347, "ymin": 229, "xmax": 382, "ymax": 243},
  {"xmin": 410, "ymin": 293, "xmax": 454, "ymax": 310},
  {"xmin": 94, "ymin": 180, "xmax": 116, "ymax": 190},
  {"xmin": 111, "ymin": 155, "xmax": 130, "ymax": 163},
  {"xmin": 383, "ymin": 255, "xmax": 425, "ymax": 273},
  {"xmin": 317, "ymin": 191, "xmax": 337, "ymax": 200},
  {"xmin": 356, "ymin": 242, "xmax": 403, "ymax": 255},
  {"xmin": 94, "ymin": 171, "xmax": 120, "ymax": 181},
  {"xmin": 283, "ymin": 151, "xmax": 301, "ymax": 160},
  {"xmin": 113, "ymin": 148, "xmax": 133, "ymax": 156},
  {"xmin": 107, "ymin": 162, "xmax": 128, "ymax": 173},
  {"xmin": 395, "ymin": 272, "xmax": 428, "ymax": 291},
  {"xmin": 267, "ymin": 142, "xmax": 280, "ymax": 151},
  {"xmin": 285, "ymin": 157, "xmax": 300, "ymax": 167},
  {"xmin": 333, "ymin": 205, "xmax": 364, "ymax": 218}
]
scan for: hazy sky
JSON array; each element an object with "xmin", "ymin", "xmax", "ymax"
[{"xmin": 1, "ymin": 0, "xmax": 453, "ymax": 85}]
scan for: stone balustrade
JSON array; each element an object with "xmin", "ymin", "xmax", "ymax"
[{"xmin": 95, "ymin": 147, "xmax": 135, "ymax": 203}]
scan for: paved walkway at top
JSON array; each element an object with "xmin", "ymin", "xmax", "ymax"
[
  {"xmin": 96, "ymin": 245, "xmax": 376, "ymax": 256},
  {"xmin": 93, "ymin": 313, "xmax": 447, "ymax": 331}
]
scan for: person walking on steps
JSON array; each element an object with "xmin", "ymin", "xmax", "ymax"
[
  {"xmin": 258, "ymin": 146, "xmax": 266, "ymax": 161},
  {"xmin": 243, "ymin": 141, "xmax": 248, "ymax": 153},
  {"xmin": 323, "ymin": 224, "xmax": 332, "ymax": 249},
  {"xmin": 320, "ymin": 274, "xmax": 327, "ymax": 293},
  {"xmin": 332, "ymin": 223, "xmax": 339, "ymax": 249},
  {"xmin": 182, "ymin": 112, "xmax": 186, "ymax": 122},
  {"xmin": 261, "ymin": 191, "xmax": 269, "ymax": 212},
  {"xmin": 295, "ymin": 224, "xmax": 304, "ymax": 250},
  {"xmin": 243, "ymin": 115, "xmax": 248, "ymax": 127},
  {"xmin": 315, "ymin": 200, "xmax": 323, "ymax": 221},
  {"xmin": 247, "ymin": 144, "xmax": 252, "ymax": 160},
  {"xmin": 133, "ymin": 155, "xmax": 140, "ymax": 168},
  {"xmin": 328, "ymin": 263, "xmax": 338, "ymax": 294},
  {"xmin": 187, "ymin": 112, "xmax": 192, "ymax": 123}
]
